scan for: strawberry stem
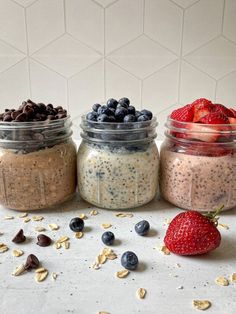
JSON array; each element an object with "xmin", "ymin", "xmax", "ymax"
[{"xmin": 204, "ymin": 205, "xmax": 224, "ymax": 226}]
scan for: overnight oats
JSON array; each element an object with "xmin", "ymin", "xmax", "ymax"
[
  {"xmin": 160, "ymin": 98, "xmax": 236, "ymax": 211},
  {"xmin": 0, "ymin": 100, "xmax": 77, "ymax": 211},
  {"xmin": 77, "ymin": 97, "xmax": 159, "ymax": 209}
]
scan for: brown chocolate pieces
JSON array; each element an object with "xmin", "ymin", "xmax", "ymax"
[
  {"xmin": 24, "ymin": 254, "xmax": 40, "ymax": 271},
  {"xmin": 12, "ymin": 229, "xmax": 26, "ymax": 244},
  {"xmin": 37, "ymin": 234, "xmax": 52, "ymax": 247}
]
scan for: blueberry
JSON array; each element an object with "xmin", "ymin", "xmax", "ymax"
[
  {"xmin": 107, "ymin": 98, "xmax": 118, "ymax": 109},
  {"xmin": 140, "ymin": 109, "xmax": 153, "ymax": 120},
  {"xmin": 86, "ymin": 111, "xmax": 97, "ymax": 121},
  {"xmin": 127, "ymin": 106, "xmax": 135, "ymax": 115},
  {"xmin": 123, "ymin": 114, "xmax": 136, "ymax": 123},
  {"xmin": 135, "ymin": 220, "xmax": 150, "ymax": 236},
  {"xmin": 137, "ymin": 115, "xmax": 150, "ymax": 122},
  {"xmin": 92, "ymin": 103, "xmax": 101, "ymax": 112},
  {"xmin": 135, "ymin": 111, "xmax": 142, "ymax": 118},
  {"xmin": 97, "ymin": 114, "xmax": 110, "ymax": 122},
  {"xmin": 121, "ymin": 251, "xmax": 139, "ymax": 270},
  {"xmin": 115, "ymin": 107, "xmax": 128, "ymax": 122},
  {"xmin": 69, "ymin": 217, "xmax": 84, "ymax": 232},
  {"xmin": 119, "ymin": 97, "xmax": 130, "ymax": 107},
  {"xmin": 101, "ymin": 231, "xmax": 115, "ymax": 245},
  {"xmin": 98, "ymin": 105, "xmax": 114, "ymax": 116},
  {"xmin": 108, "ymin": 115, "xmax": 116, "ymax": 122}
]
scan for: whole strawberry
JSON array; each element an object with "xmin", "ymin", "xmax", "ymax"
[{"xmin": 164, "ymin": 210, "xmax": 221, "ymax": 256}]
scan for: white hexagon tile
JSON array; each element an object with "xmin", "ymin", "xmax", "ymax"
[{"xmin": 0, "ymin": 0, "xmax": 235, "ymax": 138}]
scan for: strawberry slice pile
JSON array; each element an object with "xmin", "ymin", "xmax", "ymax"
[{"xmin": 170, "ymin": 98, "xmax": 236, "ymax": 143}]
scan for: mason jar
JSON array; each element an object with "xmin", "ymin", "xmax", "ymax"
[
  {"xmin": 0, "ymin": 117, "xmax": 77, "ymax": 211},
  {"xmin": 77, "ymin": 116, "xmax": 159, "ymax": 209},
  {"xmin": 160, "ymin": 117, "xmax": 236, "ymax": 211}
]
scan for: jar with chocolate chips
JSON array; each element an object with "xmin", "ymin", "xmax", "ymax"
[{"xmin": 0, "ymin": 99, "xmax": 77, "ymax": 211}]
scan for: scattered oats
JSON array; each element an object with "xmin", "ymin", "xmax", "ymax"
[
  {"xmin": 101, "ymin": 247, "xmax": 112, "ymax": 256},
  {"xmin": 4, "ymin": 215, "xmax": 14, "ymax": 220},
  {"xmin": 231, "ymin": 273, "xmax": 236, "ymax": 282},
  {"xmin": 35, "ymin": 226, "xmax": 46, "ymax": 232},
  {"xmin": 215, "ymin": 276, "xmax": 229, "ymax": 286},
  {"xmin": 115, "ymin": 212, "xmax": 133, "ymax": 218},
  {"xmin": 102, "ymin": 223, "xmax": 112, "ymax": 229},
  {"xmin": 116, "ymin": 269, "xmax": 129, "ymax": 278},
  {"xmin": 79, "ymin": 213, "xmax": 87, "ymax": 219},
  {"xmin": 51, "ymin": 272, "xmax": 58, "ymax": 280},
  {"xmin": 218, "ymin": 223, "xmax": 229, "ymax": 230},
  {"xmin": 164, "ymin": 218, "xmax": 171, "ymax": 225},
  {"xmin": 12, "ymin": 264, "xmax": 25, "ymax": 276},
  {"xmin": 90, "ymin": 210, "xmax": 98, "ymax": 216},
  {"xmin": 57, "ymin": 236, "xmax": 69, "ymax": 243},
  {"xmin": 96, "ymin": 254, "xmax": 107, "ymax": 264},
  {"xmin": 35, "ymin": 269, "xmax": 48, "ymax": 282},
  {"xmin": 54, "ymin": 242, "xmax": 61, "ymax": 249},
  {"xmin": 48, "ymin": 223, "xmax": 59, "ymax": 231},
  {"xmin": 0, "ymin": 243, "xmax": 8, "ymax": 253},
  {"xmin": 62, "ymin": 241, "xmax": 70, "ymax": 249},
  {"xmin": 106, "ymin": 252, "xmax": 117, "ymax": 260},
  {"xmin": 160, "ymin": 245, "xmax": 170, "ymax": 255},
  {"xmin": 32, "ymin": 216, "xmax": 44, "ymax": 221},
  {"xmin": 98, "ymin": 311, "xmax": 110, "ymax": 314},
  {"xmin": 24, "ymin": 217, "xmax": 31, "ymax": 223},
  {"xmin": 136, "ymin": 288, "xmax": 146, "ymax": 299},
  {"xmin": 75, "ymin": 232, "xmax": 83, "ymax": 239},
  {"xmin": 176, "ymin": 286, "xmax": 184, "ymax": 290},
  {"xmin": 176, "ymin": 263, "xmax": 181, "ymax": 268},
  {"xmin": 192, "ymin": 300, "xmax": 211, "ymax": 311},
  {"xmin": 18, "ymin": 213, "xmax": 28, "ymax": 218},
  {"xmin": 12, "ymin": 249, "xmax": 24, "ymax": 257},
  {"xmin": 91, "ymin": 262, "xmax": 101, "ymax": 270}
]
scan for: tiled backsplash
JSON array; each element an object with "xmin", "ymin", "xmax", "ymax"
[{"xmin": 0, "ymin": 0, "xmax": 236, "ymax": 138}]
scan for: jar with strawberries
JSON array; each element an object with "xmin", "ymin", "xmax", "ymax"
[{"xmin": 160, "ymin": 98, "xmax": 236, "ymax": 212}]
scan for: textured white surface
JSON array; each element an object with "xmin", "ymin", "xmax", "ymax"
[
  {"xmin": 0, "ymin": 0, "xmax": 236, "ymax": 139},
  {"xmin": 0, "ymin": 196, "xmax": 236, "ymax": 314}
]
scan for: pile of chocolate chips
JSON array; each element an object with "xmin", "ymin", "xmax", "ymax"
[{"xmin": 0, "ymin": 99, "xmax": 67, "ymax": 122}]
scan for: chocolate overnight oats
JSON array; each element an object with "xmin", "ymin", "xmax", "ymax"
[
  {"xmin": 160, "ymin": 99, "xmax": 236, "ymax": 211},
  {"xmin": 0, "ymin": 100, "xmax": 77, "ymax": 211},
  {"xmin": 77, "ymin": 97, "xmax": 159, "ymax": 209}
]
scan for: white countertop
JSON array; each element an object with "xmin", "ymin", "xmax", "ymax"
[{"xmin": 0, "ymin": 196, "xmax": 236, "ymax": 314}]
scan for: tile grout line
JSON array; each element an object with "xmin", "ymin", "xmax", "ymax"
[
  {"xmin": 63, "ymin": 0, "xmax": 67, "ymax": 33},
  {"xmin": 177, "ymin": 7, "xmax": 185, "ymax": 104},
  {"xmin": 143, "ymin": 34, "xmax": 179, "ymax": 58},
  {"xmin": 66, "ymin": 33, "xmax": 103, "ymax": 56},
  {"xmin": 221, "ymin": 0, "xmax": 226, "ymax": 34},
  {"xmin": 105, "ymin": 58, "xmax": 142, "ymax": 80},
  {"xmin": 68, "ymin": 57, "xmax": 104, "ymax": 80},
  {"xmin": 66, "ymin": 79, "xmax": 69, "ymax": 111},
  {"xmin": 30, "ymin": 57, "xmax": 68, "ymax": 79},
  {"xmin": 0, "ymin": 38, "xmax": 26, "ymax": 55},
  {"xmin": 106, "ymin": 33, "xmax": 143, "ymax": 57},
  {"xmin": 142, "ymin": 58, "xmax": 179, "ymax": 81},
  {"xmin": 214, "ymin": 80, "xmax": 218, "ymax": 102},
  {"xmin": 140, "ymin": 80, "xmax": 143, "ymax": 109},
  {"xmin": 142, "ymin": 0, "xmax": 145, "ymax": 34},
  {"xmin": 183, "ymin": 59, "xmax": 218, "ymax": 81},
  {"xmin": 24, "ymin": 7, "xmax": 32, "ymax": 98},
  {"xmin": 0, "ymin": 57, "xmax": 28, "ymax": 76},
  {"xmin": 30, "ymin": 33, "xmax": 66, "ymax": 57},
  {"xmin": 103, "ymin": 7, "xmax": 106, "ymax": 101}
]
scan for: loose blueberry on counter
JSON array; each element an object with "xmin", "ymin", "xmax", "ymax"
[
  {"xmin": 69, "ymin": 217, "xmax": 84, "ymax": 232},
  {"xmin": 115, "ymin": 107, "xmax": 128, "ymax": 122},
  {"xmin": 86, "ymin": 111, "xmax": 97, "ymax": 121},
  {"xmin": 121, "ymin": 251, "xmax": 139, "ymax": 270},
  {"xmin": 135, "ymin": 220, "xmax": 150, "ymax": 236},
  {"xmin": 124, "ymin": 114, "xmax": 136, "ymax": 123},
  {"xmin": 92, "ymin": 103, "xmax": 101, "ymax": 112},
  {"xmin": 102, "ymin": 231, "xmax": 115, "ymax": 245},
  {"xmin": 119, "ymin": 97, "xmax": 130, "ymax": 107},
  {"xmin": 137, "ymin": 115, "xmax": 150, "ymax": 122},
  {"xmin": 140, "ymin": 109, "xmax": 153, "ymax": 120},
  {"xmin": 97, "ymin": 114, "xmax": 111, "ymax": 122},
  {"xmin": 107, "ymin": 98, "xmax": 118, "ymax": 109},
  {"xmin": 127, "ymin": 106, "xmax": 135, "ymax": 115}
]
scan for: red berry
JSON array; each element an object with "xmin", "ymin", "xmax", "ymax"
[
  {"xmin": 200, "ymin": 112, "xmax": 229, "ymax": 124},
  {"xmin": 213, "ymin": 104, "xmax": 234, "ymax": 117},
  {"xmin": 192, "ymin": 98, "xmax": 213, "ymax": 122},
  {"xmin": 164, "ymin": 211, "xmax": 221, "ymax": 256},
  {"xmin": 170, "ymin": 104, "xmax": 194, "ymax": 122},
  {"xmin": 229, "ymin": 108, "xmax": 236, "ymax": 118}
]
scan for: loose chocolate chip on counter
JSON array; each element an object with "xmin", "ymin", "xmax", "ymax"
[
  {"xmin": 12, "ymin": 229, "xmax": 26, "ymax": 243},
  {"xmin": 37, "ymin": 234, "xmax": 52, "ymax": 247},
  {"xmin": 24, "ymin": 254, "xmax": 40, "ymax": 271}
]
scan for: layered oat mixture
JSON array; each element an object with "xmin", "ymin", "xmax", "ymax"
[{"xmin": 77, "ymin": 141, "xmax": 159, "ymax": 209}]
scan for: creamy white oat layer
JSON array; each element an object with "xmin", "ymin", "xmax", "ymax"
[{"xmin": 77, "ymin": 141, "xmax": 159, "ymax": 209}]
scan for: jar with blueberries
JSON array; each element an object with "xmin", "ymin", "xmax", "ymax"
[
  {"xmin": 0, "ymin": 100, "xmax": 77, "ymax": 211},
  {"xmin": 77, "ymin": 98, "xmax": 159, "ymax": 209}
]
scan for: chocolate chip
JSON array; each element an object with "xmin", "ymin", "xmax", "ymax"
[
  {"xmin": 12, "ymin": 229, "xmax": 26, "ymax": 243},
  {"xmin": 47, "ymin": 104, "xmax": 53, "ymax": 109},
  {"xmin": 47, "ymin": 115, "xmax": 56, "ymax": 120},
  {"xmin": 37, "ymin": 234, "xmax": 52, "ymax": 247},
  {"xmin": 23, "ymin": 105, "xmax": 34, "ymax": 116},
  {"xmin": 3, "ymin": 114, "xmax": 12, "ymax": 122},
  {"xmin": 15, "ymin": 112, "xmax": 27, "ymax": 122},
  {"xmin": 11, "ymin": 110, "xmax": 22, "ymax": 120},
  {"xmin": 24, "ymin": 254, "xmax": 39, "ymax": 271},
  {"xmin": 56, "ymin": 113, "xmax": 67, "ymax": 119}
]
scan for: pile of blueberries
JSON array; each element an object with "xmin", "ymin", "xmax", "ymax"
[{"xmin": 86, "ymin": 97, "xmax": 153, "ymax": 123}]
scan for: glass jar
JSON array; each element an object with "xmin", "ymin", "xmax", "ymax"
[
  {"xmin": 160, "ymin": 117, "xmax": 236, "ymax": 211},
  {"xmin": 0, "ymin": 117, "xmax": 77, "ymax": 211},
  {"xmin": 77, "ymin": 116, "xmax": 159, "ymax": 209}
]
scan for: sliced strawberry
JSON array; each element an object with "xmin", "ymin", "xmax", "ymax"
[
  {"xmin": 186, "ymin": 124, "xmax": 219, "ymax": 142},
  {"xmin": 200, "ymin": 112, "xmax": 229, "ymax": 124},
  {"xmin": 229, "ymin": 108, "xmax": 236, "ymax": 118},
  {"xmin": 170, "ymin": 104, "xmax": 194, "ymax": 122},
  {"xmin": 213, "ymin": 103, "xmax": 234, "ymax": 118},
  {"xmin": 191, "ymin": 98, "xmax": 214, "ymax": 122},
  {"xmin": 229, "ymin": 117, "xmax": 236, "ymax": 124}
]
